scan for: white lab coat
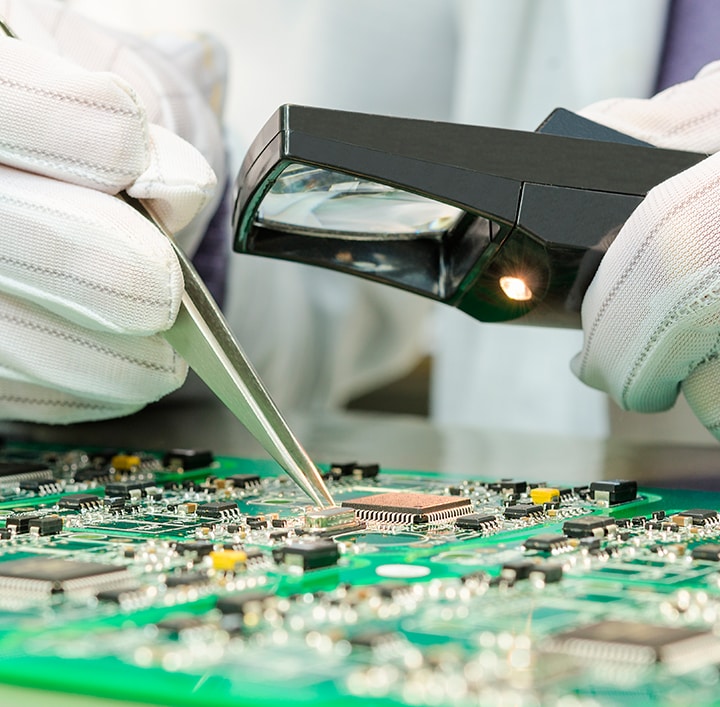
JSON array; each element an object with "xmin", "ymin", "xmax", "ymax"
[{"xmin": 67, "ymin": 0, "xmax": 671, "ymax": 433}]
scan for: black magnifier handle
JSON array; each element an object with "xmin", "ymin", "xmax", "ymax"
[{"xmin": 232, "ymin": 105, "xmax": 706, "ymax": 328}]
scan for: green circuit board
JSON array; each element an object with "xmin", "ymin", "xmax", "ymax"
[{"xmin": 1, "ymin": 441, "xmax": 720, "ymax": 706}]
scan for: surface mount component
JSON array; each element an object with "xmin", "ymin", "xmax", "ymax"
[{"xmin": 342, "ymin": 492, "xmax": 472, "ymax": 524}]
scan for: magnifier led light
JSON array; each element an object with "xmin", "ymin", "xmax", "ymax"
[{"xmin": 499, "ymin": 276, "xmax": 533, "ymax": 302}]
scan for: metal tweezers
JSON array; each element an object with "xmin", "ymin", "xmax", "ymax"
[
  {"xmin": 0, "ymin": 18, "xmax": 334, "ymax": 508},
  {"xmin": 131, "ymin": 200, "xmax": 335, "ymax": 509}
]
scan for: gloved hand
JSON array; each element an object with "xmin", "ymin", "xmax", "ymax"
[
  {"xmin": 0, "ymin": 0, "xmax": 226, "ymax": 422},
  {"xmin": 572, "ymin": 61, "xmax": 720, "ymax": 438}
]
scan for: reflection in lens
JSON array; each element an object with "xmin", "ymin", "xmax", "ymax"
[{"xmin": 256, "ymin": 163, "xmax": 464, "ymax": 237}]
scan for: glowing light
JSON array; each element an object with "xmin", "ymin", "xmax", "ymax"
[{"xmin": 499, "ymin": 276, "xmax": 533, "ymax": 302}]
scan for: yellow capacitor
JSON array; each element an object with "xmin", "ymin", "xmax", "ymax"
[
  {"xmin": 111, "ymin": 454, "xmax": 141, "ymax": 471},
  {"xmin": 530, "ymin": 487, "xmax": 560, "ymax": 505},
  {"xmin": 210, "ymin": 550, "xmax": 247, "ymax": 572}
]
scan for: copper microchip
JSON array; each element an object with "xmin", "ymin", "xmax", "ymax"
[{"xmin": 342, "ymin": 492, "xmax": 472, "ymax": 524}]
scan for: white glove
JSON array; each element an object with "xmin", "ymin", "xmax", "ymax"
[
  {"xmin": 572, "ymin": 61, "xmax": 720, "ymax": 438},
  {"xmin": 0, "ymin": 0, "xmax": 226, "ymax": 423}
]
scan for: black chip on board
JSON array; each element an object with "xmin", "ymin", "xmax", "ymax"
[
  {"xmin": 227, "ymin": 474, "xmax": 261, "ymax": 489},
  {"xmin": 96, "ymin": 585, "xmax": 144, "ymax": 604},
  {"xmin": 677, "ymin": 509, "xmax": 719, "ymax": 525},
  {"xmin": 563, "ymin": 515, "xmax": 616, "ymax": 538},
  {"xmin": 216, "ymin": 591, "xmax": 274, "ymax": 615},
  {"xmin": 28, "ymin": 514, "xmax": 63, "ymax": 536},
  {"xmin": 196, "ymin": 501, "xmax": 239, "ymax": 518},
  {"xmin": 543, "ymin": 620, "xmax": 720, "ymax": 668},
  {"xmin": 590, "ymin": 480, "xmax": 638, "ymax": 504},
  {"xmin": 455, "ymin": 514, "xmax": 497, "ymax": 531},
  {"xmin": 691, "ymin": 544, "xmax": 720, "ymax": 561},
  {"xmin": 6, "ymin": 513, "xmax": 41, "ymax": 535},
  {"xmin": 162, "ymin": 449, "xmax": 214, "ymax": 471},
  {"xmin": 59, "ymin": 493, "xmax": 102, "ymax": 510},
  {"xmin": 174, "ymin": 541, "xmax": 214, "ymax": 557},
  {"xmin": 503, "ymin": 504, "xmax": 543, "ymax": 520},
  {"xmin": 164, "ymin": 572, "xmax": 209, "ymax": 588},
  {"xmin": 0, "ymin": 557, "xmax": 130, "ymax": 595},
  {"xmin": 352, "ymin": 463, "xmax": 380, "ymax": 479},
  {"xmin": 524, "ymin": 534, "xmax": 569, "ymax": 553},
  {"xmin": 273, "ymin": 540, "xmax": 340, "ymax": 570}
]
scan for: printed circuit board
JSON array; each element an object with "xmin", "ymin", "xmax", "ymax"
[{"xmin": 0, "ymin": 441, "xmax": 719, "ymax": 706}]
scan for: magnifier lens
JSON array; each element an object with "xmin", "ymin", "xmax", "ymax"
[{"xmin": 256, "ymin": 163, "xmax": 464, "ymax": 237}]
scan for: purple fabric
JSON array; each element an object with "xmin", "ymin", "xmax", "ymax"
[
  {"xmin": 656, "ymin": 0, "xmax": 720, "ymax": 91},
  {"xmin": 191, "ymin": 181, "xmax": 231, "ymax": 308}
]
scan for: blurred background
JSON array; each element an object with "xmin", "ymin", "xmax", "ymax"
[{"xmin": 63, "ymin": 0, "xmax": 718, "ymax": 447}]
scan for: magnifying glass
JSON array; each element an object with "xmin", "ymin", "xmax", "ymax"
[{"xmin": 233, "ymin": 106, "xmax": 705, "ymax": 328}]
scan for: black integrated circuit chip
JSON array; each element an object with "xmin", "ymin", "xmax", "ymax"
[
  {"xmin": 342, "ymin": 492, "xmax": 472, "ymax": 524},
  {"xmin": 58, "ymin": 493, "xmax": 102, "ymax": 510},
  {"xmin": 0, "ymin": 558, "xmax": 131, "ymax": 596},
  {"xmin": 563, "ymin": 515, "xmax": 616, "ymax": 538},
  {"xmin": 227, "ymin": 474, "xmax": 261, "ymax": 489},
  {"xmin": 503, "ymin": 504, "xmax": 543, "ymax": 520},
  {"xmin": 0, "ymin": 461, "xmax": 53, "ymax": 484},
  {"xmin": 455, "ymin": 513, "xmax": 498, "ymax": 531},
  {"xmin": 524, "ymin": 533, "xmax": 569, "ymax": 553},
  {"xmin": 691, "ymin": 544, "xmax": 720, "ymax": 561},
  {"xmin": 196, "ymin": 501, "xmax": 240, "ymax": 518},
  {"xmin": 590, "ymin": 480, "xmax": 638, "ymax": 505},
  {"xmin": 273, "ymin": 540, "xmax": 340, "ymax": 570},
  {"xmin": 162, "ymin": 449, "xmax": 214, "ymax": 471},
  {"xmin": 676, "ymin": 509, "xmax": 719, "ymax": 526},
  {"xmin": 543, "ymin": 620, "xmax": 720, "ymax": 671}
]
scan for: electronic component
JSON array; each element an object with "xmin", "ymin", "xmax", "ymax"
[
  {"xmin": 543, "ymin": 621, "xmax": 720, "ymax": 672},
  {"xmin": 96, "ymin": 584, "xmax": 146, "ymax": 605},
  {"xmin": 455, "ymin": 513, "xmax": 498, "ymax": 531},
  {"xmin": 0, "ymin": 461, "xmax": 53, "ymax": 484},
  {"xmin": 273, "ymin": 540, "xmax": 340, "ymax": 570},
  {"xmin": 529, "ymin": 487, "xmax": 560, "ymax": 505},
  {"xmin": 227, "ymin": 474, "xmax": 261, "ymax": 489},
  {"xmin": 589, "ymin": 480, "xmax": 638, "ymax": 505},
  {"xmin": 562, "ymin": 515, "xmax": 616, "ymax": 538},
  {"xmin": 691, "ymin": 544, "xmax": 720, "ymax": 561},
  {"xmin": 503, "ymin": 504, "xmax": 544, "ymax": 520},
  {"xmin": 28, "ymin": 514, "xmax": 63, "ymax": 536},
  {"xmin": 110, "ymin": 454, "xmax": 141, "ymax": 472},
  {"xmin": 675, "ymin": 509, "xmax": 719, "ymax": 526},
  {"xmin": 210, "ymin": 550, "xmax": 247, "ymax": 572},
  {"xmin": 174, "ymin": 541, "xmax": 214, "ymax": 558},
  {"xmin": 341, "ymin": 492, "xmax": 472, "ymax": 524},
  {"xmin": 0, "ymin": 558, "xmax": 131, "ymax": 597},
  {"xmin": 196, "ymin": 501, "xmax": 240, "ymax": 519},
  {"xmin": 500, "ymin": 479, "xmax": 527, "ymax": 495},
  {"xmin": 19, "ymin": 479, "xmax": 61, "ymax": 495},
  {"xmin": 162, "ymin": 448, "xmax": 214, "ymax": 471},
  {"xmin": 351, "ymin": 463, "xmax": 380, "ymax": 479},
  {"xmin": 2, "ymin": 442, "xmax": 720, "ymax": 706},
  {"xmin": 529, "ymin": 563, "xmax": 563, "ymax": 583},
  {"xmin": 305, "ymin": 507, "xmax": 357, "ymax": 530},
  {"xmin": 328, "ymin": 462, "xmax": 356, "ymax": 478},
  {"xmin": 523, "ymin": 533, "xmax": 570, "ymax": 553},
  {"xmin": 5, "ymin": 512, "xmax": 41, "ymax": 535},
  {"xmin": 500, "ymin": 560, "xmax": 536, "ymax": 581},
  {"xmin": 58, "ymin": 493, "xmax": 102, "ymax": 510}
]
